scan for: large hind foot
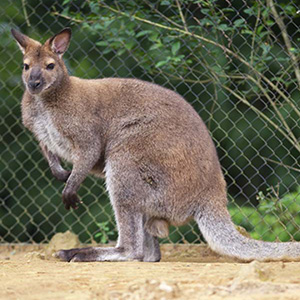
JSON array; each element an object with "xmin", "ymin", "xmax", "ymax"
[{"xmin": 55, "ymin": 246, "xmax": 138, "ymax": 262}]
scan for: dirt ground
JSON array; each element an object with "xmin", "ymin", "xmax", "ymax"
[{"xmin": 1, "ymin": 233, "xmax": 300, "ymax": 300}]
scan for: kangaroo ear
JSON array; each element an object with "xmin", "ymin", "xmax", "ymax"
[
  {"xmin": 11, "ymin": 28, "xmax": 39, "ymax": 55},
  {"xmin": 47, "ymin": 28, "xmax": 72, "ymax": 58}
]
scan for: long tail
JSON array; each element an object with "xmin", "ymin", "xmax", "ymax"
[{"xmin": 196, "ymin": 204, "xmax": 300, "ymax": 261}]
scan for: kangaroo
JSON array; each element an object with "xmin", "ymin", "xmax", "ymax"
[{"xmin": 12, "ymin": 27, "xmax": 300, "ymax": 262}]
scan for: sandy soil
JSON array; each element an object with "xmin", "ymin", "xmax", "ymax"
[{"xmin": 1, "ymin": 233, "xmax": 300, "ymax": 300}]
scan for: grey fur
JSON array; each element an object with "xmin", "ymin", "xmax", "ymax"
[{"xmin": 12, "ymin": 28, "xmax": 300, "ymax": 262}]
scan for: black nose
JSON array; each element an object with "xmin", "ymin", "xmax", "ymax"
[
  {"xmin": 28, "ymin": 67, "xmax": 42, "ymax": 89},
  {"xmin": 28, "ymin": 80, "xmax": 41, "ymax": 89}
]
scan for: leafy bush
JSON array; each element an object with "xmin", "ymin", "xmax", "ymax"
[
  {"xmin": 230, "ymin": 186, "xmax": 300, "ymax": 242},
  {"xmin": 94, "ymin": 221, "xmax": 115, "ymax": 244}
]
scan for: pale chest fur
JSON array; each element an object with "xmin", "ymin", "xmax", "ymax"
[{"xmin": 30, "ymin": 101, "xmax": 74, "ymax": 162}]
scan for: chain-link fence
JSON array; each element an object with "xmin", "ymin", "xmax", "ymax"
[{"xmin": 1, "ymin": 0, "xmax": 299, "ymax": 245}]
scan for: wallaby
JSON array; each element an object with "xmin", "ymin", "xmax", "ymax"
[{"xmin": 12, "ymin": 27, "xmax": 300, "ymax": 262}]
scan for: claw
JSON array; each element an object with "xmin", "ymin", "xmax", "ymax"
[
  {"xmin": 53, "ymin": 251, "xmax": 62, "ymax": 259},
  {"xmin": 62, "ymin": 191, "xmax": 81, "ymax": 210},
  {"xmin": 70, "ymin": 255, "xmax": 79, "ymax": 262}
]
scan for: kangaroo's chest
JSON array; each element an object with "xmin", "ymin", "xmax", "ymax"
[{"xmin": 32, "ymin": 109, "xmax": 73, "ymax": 162}]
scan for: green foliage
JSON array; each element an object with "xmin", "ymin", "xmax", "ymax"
[
  {"xmin": 59, "ymin": 0, "xmax": 299, "ymax": 88},
  {"xmin": 230, "ymin": 186, "xmax": 300, "ymax": 242},
  {"xmin": 94, "ymin": 221, "xmax": 115, "ymax": 244}
]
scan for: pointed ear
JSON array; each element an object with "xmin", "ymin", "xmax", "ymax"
[
  {"xmin": 11, "ymin": 28, "xmax": 40, "ymax": 54},
  {"xmin": 47, "ymin": 28, "xmax": 72, "ymax": 58}
]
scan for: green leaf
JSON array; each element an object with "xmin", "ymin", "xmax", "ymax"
[
  {"xmin": 62, "ymin": 0, "xmax": 71, "ymax": 5},
  {"xmin": 89, "ymin": 2, "xmax": 100, "ymax": 14},
  {"xmin": 290, "ymin": 47, "xmax": 298, "ymax": 54},
  {"xmin": 117, "ymin": 48, "xmax": 127, "ymax": 56},
  {"xmin": 155, "ymin": 60, "xmax": 168, "ymax": 68},
  {"xmin": 218, "ymin": 24, "xmax": 231, "ymax": 31},
  {"xmin": 284, "ymin": 4, "xmax": 296, "ymax": 15},
  {"xmin": 241, "ymin": 29, "xmax": 253, "ymax": 35},
  {"xmin": 276, "ymin": 57, "xmax": 289, "ymax": 62},
  {"xmin": 244, "ymin": 8, "xmax": 254, "ymax": 15},
  {"xmin": 256, "ymin": 25, "xmax": 265, "ymax": 35},
  {"xmin": 201, "ymin": 8, "xmax": 210, "ymax": 15},
  {"xmin": 233, "ymin": 19, "xmax": 245, "ymax": 27},
  {"xmin": 102, "ymin": 48, "xmax": 113, "ymax": 54},
  {"xmin": 265, "ymin": 20, "xmax": 274, "ymax": 26},
  {"xmin": 149, "ymin": 43, "xmax": 163, "ymax": 51},
  {"xmin": 262, "ymin": 7, "xmax": 270, "ymax": 18},
  {"xmin": 148, "ymin": 32, "xmax": 160, "ymax": 42},
  {"xmin": 124, "ymin": 40, "xmax": 135, "ymax": 50},
  {"xmin": 96, "ymin": 41, "xmax": 108, "ymax": 47},
  {"xmin": 222, "ymin": 8, "xmax": 234, "ymax": 12},
  {"xmin": 136, "ymin": 30, "xmax": 152, "ymax": 38},
  {"xmin": 200, "ymin": 18, "xmax": 214, "ymax": 26},
  {"xmin": 171, "ymin": 41, "xmax": 180, "ymax": 55}
]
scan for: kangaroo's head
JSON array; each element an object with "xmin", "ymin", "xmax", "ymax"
[{"xmin": 11, "ymin": 28, "xmax": 71, "ymax": 96}]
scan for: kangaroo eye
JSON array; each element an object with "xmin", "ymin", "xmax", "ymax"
[
  {"xmin": 23, "ymin": 63, "xmax": 29, "ymax": 71},
  {"xmin": 46, "ymin": 63, "xmax": 55, "ymax": 70}
]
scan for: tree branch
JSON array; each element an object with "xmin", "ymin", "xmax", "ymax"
[
  {"xmin": 267, "ymin": 0, "xmax": 300, "ymax": 88},
  {"xmin": 21, "ymin": 0, "xmax": 31, "ymax": 27},
  {"xmin": 175, "ymin": 0, "xmax": 188, "ymax": 32}
]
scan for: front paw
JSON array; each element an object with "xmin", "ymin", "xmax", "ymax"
[
  {"xmin": 52, "ymin": 169, "xmax": 71, "ymax": 182},
  {"xmin": 62, "ymin": 191, "xmax": 82, "ymax": 210}
]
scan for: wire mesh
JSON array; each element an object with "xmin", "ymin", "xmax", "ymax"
[{"xmin": 0, "ymin": 0, "xmax": 299, "ymax": 244}]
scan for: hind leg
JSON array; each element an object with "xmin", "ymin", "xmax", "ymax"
[
  {"xmin": 56, "ymin": 213, "xmax": 162, "ymax": 262},
  {"xmin": 56, "ymin": 212, "xmax": 161, "ymax": 262},
  {"xmin": 56, "ymin": 202, "xmax": 146, "ymax": 262}
]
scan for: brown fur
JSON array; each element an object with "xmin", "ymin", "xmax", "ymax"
[{"xmin": 12, "ymin": 28, "xmax": 300, "ymax": 262}]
